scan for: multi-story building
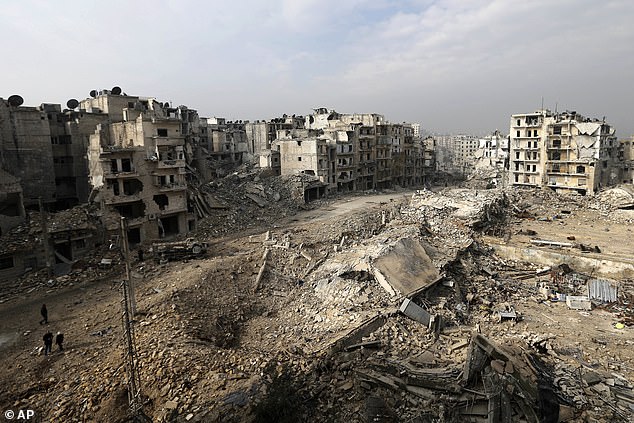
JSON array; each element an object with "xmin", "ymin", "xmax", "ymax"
[
  {"xmin": 245, "ymin": 115, "xmax": 305, "ymax": 158},
  {"xmin": 420, "ymin": 136, "xmax": 436, "ymax": 184},
  {"xmin": 264, "ymin": 108, "xmax": 426, "ymax": 194},
  {"xmin": 412, "ymin": 123, "xmax": 421, "ymax": 137},
  {"xmin": 198, "ymin": 117, "xmax": 248, "ymax": 179},
  {"xmin": 357, "ymin": 125, "xmax": 376, "ymax": 191},
  {"xmin": 87, "ymin": 96, "xmax": 192, "ymax": 244},
  {"xmin": 275, "ymin": 131, "xmax": 333, "ymax": 197},
  {"xmin": 433, "ymin": 134, "xmax": 478, "ymax": 176},
  {"xmin": 0, "ymin": 169, "xmax": 25, "ymax": 236},
  {"xmin": 43, "ymin": 103, "xmax": 110, "ymax": 209},
  {"xmin": 509, "ymin": 110, "xmax": 620, "ymax": 195},
  {"xmin": 0, "ymin": 96, "xmax": 56, "ymax": 209},
  {"xmin": 619, "ymin": 136, "xmax": 634, "ymax": 184},
  {"xmin": 474, "ymin": 130, "xmax": 509, "ymax": 171}
]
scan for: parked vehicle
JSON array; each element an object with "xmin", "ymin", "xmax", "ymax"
[{"xmin": 151, "ymin": 238, "xmax": 208, "ymax": 262}]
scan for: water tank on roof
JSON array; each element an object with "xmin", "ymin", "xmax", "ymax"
[
  {"xmin": 111, "ymin": 86, "xmax": 122, "ymax": 95},
  {"xmin": 66, "ymin": 99, "xmax": 79, "ymax": 109}
]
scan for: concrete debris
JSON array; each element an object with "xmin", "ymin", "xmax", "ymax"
[{"xmin": 1, "ymin": 186, "xmax": 633, "ymax": 422}]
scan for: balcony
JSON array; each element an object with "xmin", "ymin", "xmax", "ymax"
[
  {"xmin": 158, "ymin": 205, "xmax": 188, "ymax": 215},
  {"xmin": 104, "ymin": 170, "xmax": 138, "ymax": 179},
  {"xmin": 547, "ymin": 143, "xmax": 572, "ymax": 150},
  {"xmin": 153, "ymin": 136, "xmax": 185, "ymax": 147},
  {"xmin": 157, "ymin": 159, "xmax": 186, "ymax": 169},
  {"xmin": 157, "ymin": 182, "xmax": 187, "ymax": 192}
]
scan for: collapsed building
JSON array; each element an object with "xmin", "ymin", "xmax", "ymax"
[{"xmin": 509, "ymin": 110, "xmax": 621, "ymax": 195}]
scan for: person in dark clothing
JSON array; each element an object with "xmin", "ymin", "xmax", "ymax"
[
  {"xmin": 43, "ymin": 331, "xmax": 53, "ymax": 356},
  {"xmin": 55, "ymin": 332, "xmax": 64, "ymax": 351},
  {"xmin": 40, "ymin": 304, "xmax": 48, "ymax": 325}
]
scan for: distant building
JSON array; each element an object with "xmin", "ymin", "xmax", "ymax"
[
  {"xmin": 474, "ymin": 130, "xmax": 509, "ymax": 169},
  {"xmin": 433, "ymin": 134, "xmax": 478, "ymax": 176},
  {"xmin": 198, "ymin": 117, "xmax": 248, "ymax": 180},
  {"xmin": 618, "ymin": 136, "xmax": 634, "ymax": 184},
  {"xmin": 245, "ymin": 115, "xmax": 305, "ymax": 158},
  {"xmin": 264, "ymin": 108, "xmax": 425, "ymax": 196},
  {"xmin": 509, "ymin": 109, "xmax": 620, "ymax": 195},
  {"xmin": 412, "ymin": 123, "xmax": 421, "ymax": 137}
]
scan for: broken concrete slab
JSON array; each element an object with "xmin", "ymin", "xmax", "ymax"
[
  {"xmin": 566, "ymin": 295, "xmax": 592, "ymax": 310},
  {"xmin": 399, "ymin": 298, "xmax": 440, "ymax": 332},
  {"xmin": 373, "ymin": 237, "xmax": 440, "ymax": 297}
]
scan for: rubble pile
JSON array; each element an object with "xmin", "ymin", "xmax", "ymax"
[
  {"xmin": 1, "ymin": 187, "xmax": 633, "ymax": 422},
  {"xmin": 193, "ymin": 169, "xmax": 330, "ymax": 238}
]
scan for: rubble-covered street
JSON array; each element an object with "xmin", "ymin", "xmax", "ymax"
[{"xmin": 1, "ymin": 184, "xmax": 634, "ymax": 423}]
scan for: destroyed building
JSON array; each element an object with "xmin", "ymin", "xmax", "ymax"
[
  {"xmin": 0, "ymin": 96, "xmax": 56, "ymax": 209},
  {"xmin": 44, "ymin": 102, "xmax": 110, "ymax": 209},
  {"xmin": 432, "ymin": 134, "xmax": 479, "ymax": 177},
  {"xmin": 87, "ymin": 94, "xmax": 192, "ymax": 245},
  {"xmin": 619, "ymin": 136, "xmax": 634, "ymax": 184},
  {"xmin": 245, "ymin": 115, "xmax": 305, "ymax": 158},
  {"xmin": 509, "ymin": 109, "xmax": 620, "ymax": 195},
  {"xmin": 0, "ymin": 169, "xmax": 26, "ymax": 237},
  {"xmin": 267, "ymin": 108, "xmax": 426, "ymax": 195},
  {"xmin": 197, "ymin": 117, "xmax": 249, "ymax": 180},
  {"xmin": 474, "ymin": 130, "xmax": 509, "ymax": 170}
]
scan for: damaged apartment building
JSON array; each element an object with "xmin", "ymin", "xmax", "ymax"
[
  {"xmin": 84, "ymin": 91, "xmax": 194, "ymax": 245},
  {"xmin": 432, "ymin": 134, "xmax": 479, "ymax": 177},
  {"xmin": 263, "ymin": 108, "xmax": 426, "ymax": 198},
  {"xmin": 1, "ymin": 94, "xmax": 106, "ymax": 279},
  {"xmin": 474, "ymin": 130, "xmax": 509, "ymax": 170},
  {"xmin": 509, "ymin": 109, "xmax": 621, "ymax": 195},
  {"xmin": 197, "ymin": 117, "xmax": 249, "ymax": 180}
]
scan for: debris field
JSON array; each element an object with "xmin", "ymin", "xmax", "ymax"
[{"xmin": 1, "ymin": 181, "xmax": 634, "ymax": 423}]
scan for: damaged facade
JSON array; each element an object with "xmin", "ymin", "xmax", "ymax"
[
  {"xmin": 474, "ymin": 130, "xmax": 509, "ymax": 170},
  {"xmin": 266, "ymin": 108, "xmax": 425, "ymax": 197},
  {"xmin": 0, "ymin": 97, "xmax": 56, "ymax": 209},
  {"xmin": 432, "ymin": 134, "xmax": 479, "ymax": 177},
  {"xmin": 509, "ymin": 110, "xmax": 620, "ymax": 195},
  {"xmin": 619, "ymin": 136, "xmax": 634, "ymax": 184},
  {"xmin": 197, "ymin": 117, "xmax": 248, "ymax": 180},
  {"xmin": 86, "ymin": 92, "xmax": 193, "ymax": 245}
]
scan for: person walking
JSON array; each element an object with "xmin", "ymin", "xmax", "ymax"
[
  {"xmin": 43, "ymin": 331, "xmax": 53, "ymax": 356},
  {"xmin": 40, "ymin": 304, "xmax": 48, "ymax": 325},
  {"xmin": 55, "ymin": 332, "xmax": 64, "ymax": 351}
]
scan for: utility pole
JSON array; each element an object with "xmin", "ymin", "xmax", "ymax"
[
  {"xmin": 119, "ymin": 217, "xmax": 148, "ymax": 421},
  {"xmin": 38, "ymin": 198, "xmax": 52, "ymax": 277},
  {"xmin": 120, "ymin": 217, "xmax": 136, "ymax": 315},
  {"xmin": 120, "ymin": 277, "xmax": 145, "ymax": 420}
]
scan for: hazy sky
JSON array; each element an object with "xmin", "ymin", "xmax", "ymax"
[{"xmin": 2, "ymin": 0, "xmax": 633, "ymax": 136}]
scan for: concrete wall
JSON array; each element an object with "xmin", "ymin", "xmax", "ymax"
[
  {"xmin": 489, "ymin": 241, "xmax": 634, "ymax": 280},
  {"xmin": 0, "ymin": 100, "xmax": 56, "ymax": 207}
]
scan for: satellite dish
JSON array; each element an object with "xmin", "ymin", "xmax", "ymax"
[
  {"xmin": 111, "ymin": 86, "xmax": 122, "ymax": 95},
  {"xmin": 66, "ymin": 99, "xmax": 79, "ymax": 109},
  {"xmin": 89, "ymin": 90, "xmax": 97, "ymax": 98},
  {"xmin": 7, "ymin": 95, "xmax": 24, "ymax": 107}
]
